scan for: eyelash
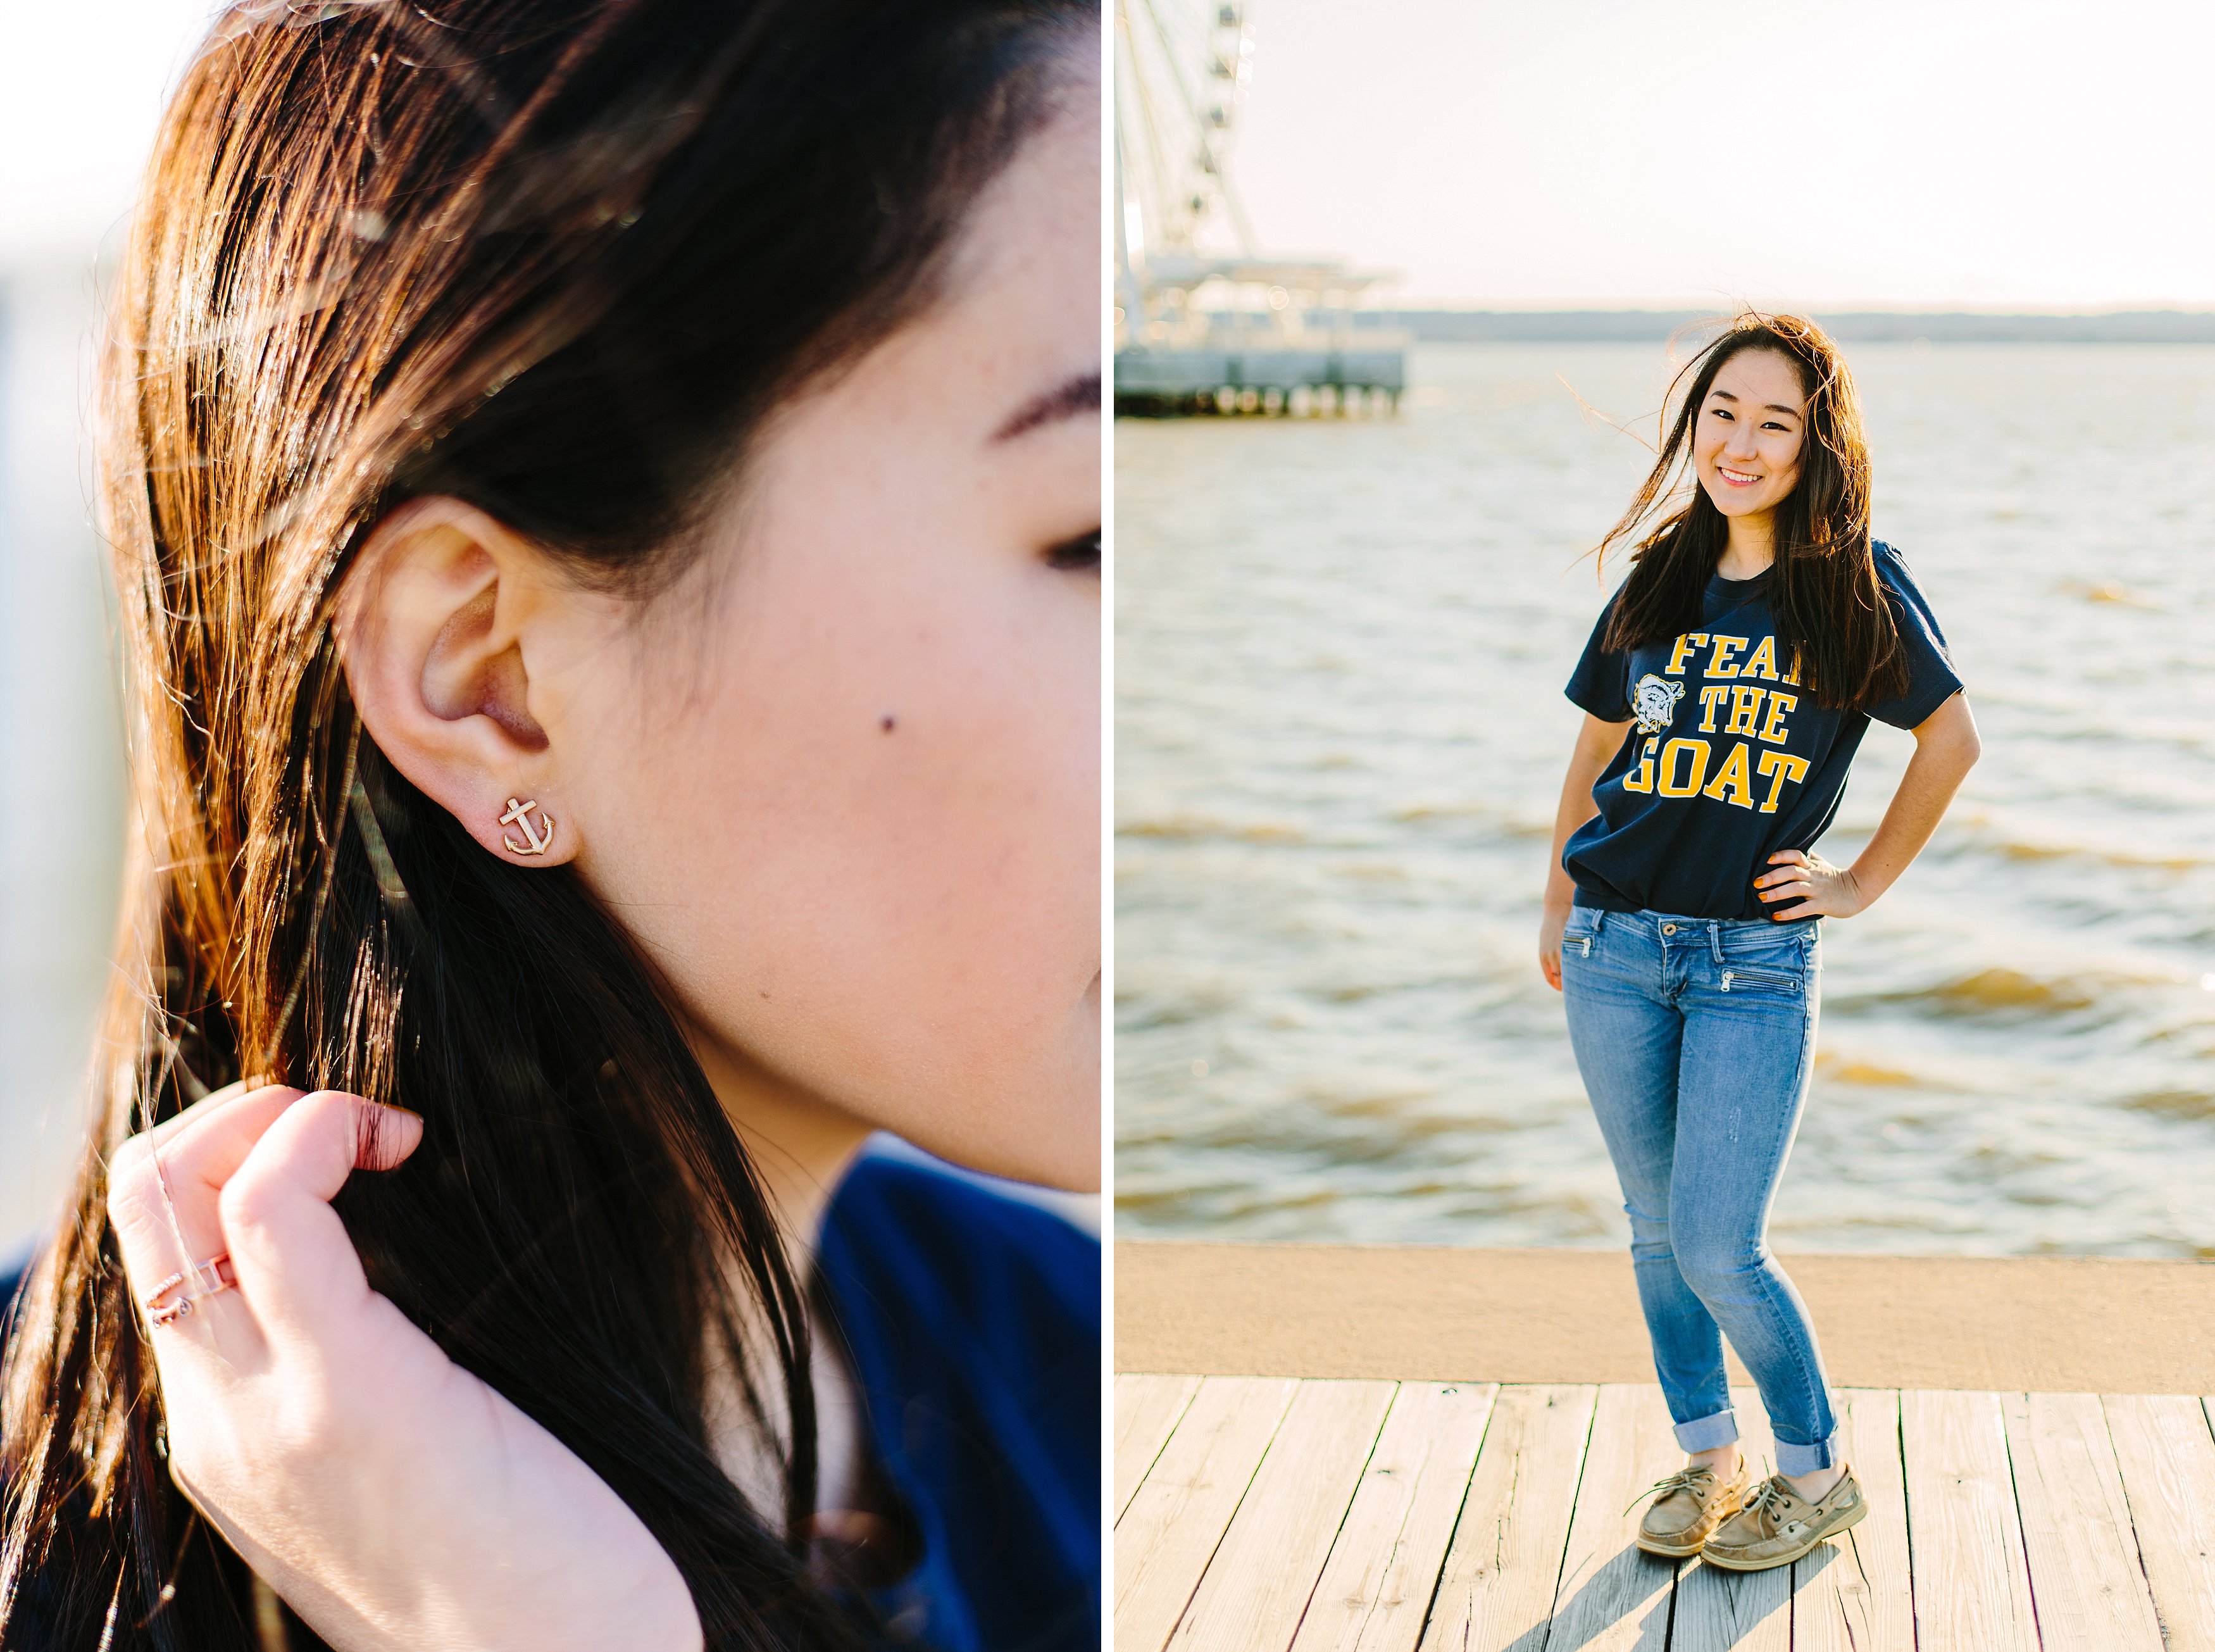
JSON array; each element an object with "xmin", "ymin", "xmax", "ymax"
[
  {"xmin": 1711, "ymin": 408, "xmax": 1790, "ymax": 432},
  {"xmin": 1047, "ymin": 529, "xmax": 1100, "ymax": 572}
]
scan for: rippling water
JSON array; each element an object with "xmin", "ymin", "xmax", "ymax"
[{"xmin": 1116, "ymin": 342, "xmax": 2215, "ymax": 1257}]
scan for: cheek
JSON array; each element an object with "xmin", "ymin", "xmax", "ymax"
[{"xmin": 580, "ymin": 552, "xmax": 1099, "ymax": 1158}]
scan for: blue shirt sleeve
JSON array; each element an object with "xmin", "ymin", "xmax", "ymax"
[
  {"xmin": 817, "ymin": 1152, "xmax": 1099, "ymax": 1652},
  {"xmin": 0, "ymin": 1249, "xmax": 27, "ymax": 1339},
  {"xmin": 1864, "ymin": 541, "xmax": 1964, "ymax": 730},
  {"xmin": 1564, "ymin": 590, "xmax": 1632, "ymax": 722}
]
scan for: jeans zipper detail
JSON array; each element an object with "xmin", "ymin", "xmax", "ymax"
[{"xmin": 1721, "ymin": 967, "xmax": 1796, "ymax": 992}]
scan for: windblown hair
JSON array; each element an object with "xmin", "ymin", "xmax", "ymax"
[
  {"xmin": 0, "ymin": 2, "xmax": 1090, "ymax": 1646},
  {"xmin": 1596, "ymin": 312, "xmax": 1909, "ymax": 711}
]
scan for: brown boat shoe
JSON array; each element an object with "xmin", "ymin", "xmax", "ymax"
[
  {"xmin": 1702, "ymin": 1467, "xmax": 1867, "ymax": 1571},
  {"xmin": 1633, "ymin": 1456, "xmax": 1747, "ymax": 1557}
]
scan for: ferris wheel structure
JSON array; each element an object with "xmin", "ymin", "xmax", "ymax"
[
  {"xmin": 1114, "ymin": 0, "xmax": 1257, "ymax": 279},
  {"xmin": 1113, "ymin": 1, "xmax": 1407, "ymax": 415}
]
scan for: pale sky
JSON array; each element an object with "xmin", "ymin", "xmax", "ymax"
[
  {"xmin": 1206, "ymin": 0, "xmax": 2215, "ymax": 310},
  {"xmin": 0, "ymin": 0, "xmax": 220, "ymax": 265},
  {"xmin": 9, "ymin": 1, "xmax": 2215, "ymax": 311}
]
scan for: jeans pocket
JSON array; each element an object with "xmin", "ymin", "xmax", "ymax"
[
  {"xmin": 1563, "ymin": 931, "xmax": 1594, "ymax": 958},
  {"xmin": 1719, "ymin": 963, "xmax": 1800, "ymax": 994}
]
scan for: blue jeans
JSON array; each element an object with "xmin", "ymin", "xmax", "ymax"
[{"xmin": 1559, "ymin": 906, "xmax": 1839, "ymax": 1475}]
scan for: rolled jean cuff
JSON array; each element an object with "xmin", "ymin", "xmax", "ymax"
[
  {"xmin": 1673, "ymin": 1408, "xmax": 1738, "ymax": 1456},
  {"xmin": 1774, "ymin": 1432, "xmax": 1840, "ymax": 1477}
]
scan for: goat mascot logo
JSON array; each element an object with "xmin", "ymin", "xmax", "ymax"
[{"xmin": 1630, "ymin": 673, "xmax": 1684, "ymax": 735}]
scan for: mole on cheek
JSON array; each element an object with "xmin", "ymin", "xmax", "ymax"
[{"xmin": 880, "ymin": 715, "xmax": 897, "ymax": 733}]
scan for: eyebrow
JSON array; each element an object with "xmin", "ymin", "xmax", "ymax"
[
  {"xmin": 1710, "ymin": 388, "xmax": 1802, "ymax": 418},
  {"xmin": 994, "ymin": 370, "xmax": 1102, "ymax": 441}
]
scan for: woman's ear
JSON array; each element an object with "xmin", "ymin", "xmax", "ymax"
[{"xmin": 335, "ymin": 497, "xmax": 580, "ymax": 867}]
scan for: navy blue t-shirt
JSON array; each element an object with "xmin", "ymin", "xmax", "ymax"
[
  {"xmin": 1562, "ymin": 541, "xmax": 1961, "ymax": 922},
  {"xmin": 0, "ymin": 1150, "xmax": 1099, "ymax": 1652},
  {"xmin": 820, "ymin": 1151, "xmax": 1100, "ymax": 1650}
]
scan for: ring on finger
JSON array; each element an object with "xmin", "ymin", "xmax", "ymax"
[{"xmin": 146, "ymin": 1253, "xmax": 237, "ymax": 1327}]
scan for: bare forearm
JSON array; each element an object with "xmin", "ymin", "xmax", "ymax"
[
  {"xmin": 1545, "ymin": 775, "xmax": 1600, "ymax": 910},
  {"xmin": 1545, "ymin": 717, "xmax": 1630, "ymax": 910},
  {"xmin": 1538, "ymin": 715, "xmax": 1629, "ymax": 989},
  {"xmin": 1847, "ymin": 695, "xmax": 1980, "ymax": 904}
]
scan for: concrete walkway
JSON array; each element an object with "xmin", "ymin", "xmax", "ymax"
[{"xmin": 1116, "ymin": 1242, "xmax": 2215, "ymax": 1392}]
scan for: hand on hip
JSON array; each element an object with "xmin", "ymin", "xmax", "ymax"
[{"xmin": 1754, "ymin": 849, "xmax": 1864, "ymax": 920}]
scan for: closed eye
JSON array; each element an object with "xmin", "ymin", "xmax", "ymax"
[{"xmin": 1046, "ymin": 527, "xmax": 1099, "ymax": 572}]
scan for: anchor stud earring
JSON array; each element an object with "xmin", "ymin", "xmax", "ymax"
[{"xmin": 498, "ymin": 797, "xmax": 556, "ymax": 856}]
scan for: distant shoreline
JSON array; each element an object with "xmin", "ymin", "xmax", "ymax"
[{"xmin": 1368, "ymin": 309, "xmax": 2215, "ymax": 344}]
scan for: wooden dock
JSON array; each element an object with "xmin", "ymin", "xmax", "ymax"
[
  {"xmin": 1114, "ymin": 1244, "xmax": 2215, "ymax": 1650},
  {"xmin": 1117, "ymin": 1374, "xmax": 2215, "ymax": 1651}
]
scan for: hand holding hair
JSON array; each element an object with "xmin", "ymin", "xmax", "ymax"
[{"xmin": 106, "ymin": 1084, "xmax": 702, "ymax": 1652}]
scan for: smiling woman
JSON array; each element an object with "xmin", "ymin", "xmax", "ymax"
[
  {"xmin": 1540, "ymin": 313, "xmax": 1980, "ymax": 1572},
  {"xmin": 0, "ymin": 4, "xmax": 1101, "ymax": 1650}
]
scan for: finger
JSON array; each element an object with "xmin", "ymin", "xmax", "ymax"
[
  {"xmin": 108, "ymin": 1087, "xmax": 313, "ymax": 1360},
  {"xmin": 108, "ymin": 1075, "xmax": 281, "ymax": 1187},
  {"xmin": 112, "ymin": 1087, "xmax": 306, "ymax": 1249},
  {"xmin": 218, "ymin": 1092, "xmax": 423, "ymax": 1360},
  {"xmin": 1766, "ymin": 850, "xmax": 1806, "ymax": 867},
  {"xmin": 1770, "ymin": 900, "xmax": 1818, "ymax": 920}
]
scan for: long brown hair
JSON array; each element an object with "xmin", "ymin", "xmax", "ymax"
[
  {"xmin": 0, "ymin": 3, "xmax": 1090, "ymax": 1647},
  {"xmin": 1596, "ymin": 312, "xmax": 1909, "ymax": 711}
]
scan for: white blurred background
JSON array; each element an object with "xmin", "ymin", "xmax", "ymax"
[
  {"xmin": 1, "ymin": 2, "xmax": 220, "ymax": 1258},
  {"xmin": 1, "ymin": 3, "xmax": 1105, "ymax": 1257}
]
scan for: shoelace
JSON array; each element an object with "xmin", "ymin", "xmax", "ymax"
[
  {"xmin": 1735, "ymin": 1476, "xmax": 1800, "ymax": 1532},
  {"xmin": 1624, "ymin": 1465, "xmax": 1716, "ymax": 1518}
]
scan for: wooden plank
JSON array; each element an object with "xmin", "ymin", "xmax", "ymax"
[
  {"xmin": 1119, "ymin": 1374, "xmax": 1206, "ymax": 1522},
  {"xmin": 1171, "ymin": 1379, "xmax": 1401, "ymax": 1652},
  {"xmin": 1289, "ymin": 1382, "xmax": 1499, "ymax": 1652},
  {"xmin": 1117, "ymin": 1376, "xmax": 1300, "ymax": 1652},
  {"xmin": 1899, "ymin": 1389, "xmax": 2038, "ymax": 1651},
  {"xmin": 1419, "ymin": 1386, "xmax": 1597, "ymax": 1652},
  {"xmin": 1669, "ymin": 1387, "xmax": 1787, "ymax": 1652},
  {"xmin": 1790, "ymin": 1387, "xmax": 1912, "ymax": 1652},
  {"xmin": 2105, "ymin": 1394, "xmax": 2215, "ymax": 1651},
  {"xmin": 2002, "ymin": 1391, "xmax": 2164, "ymax": 1650},
  {"xmin": 1537, "ymin": 1383, "xmax": 1681, "ymax": 1651}
]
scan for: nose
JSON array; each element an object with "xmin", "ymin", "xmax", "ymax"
[{"xmin": 1723, "ymin": 422, "xmax": 1760, "ymax": 461}]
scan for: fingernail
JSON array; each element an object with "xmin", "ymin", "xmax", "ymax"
[{"xmin": 372, "ymin": 1100, "xmax": 423, "ymax": 1119}]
